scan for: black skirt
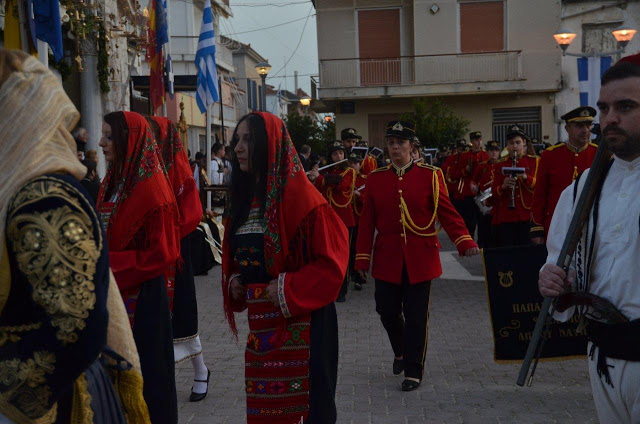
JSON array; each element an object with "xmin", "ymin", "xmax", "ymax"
[
  {"xmin": 133, "ymin": 276, "xmax": 177, "ymax": 424},
  {"xmin": 190, "ymin": 222, "xmax": 217, "ymax": 275},
  {"xmin": 308, "ymin": 303, "xmax": 339, "ymax": 424},
  {"xmin": 172, "ymin": 232, "xmax": 199, "ymax": 340}
]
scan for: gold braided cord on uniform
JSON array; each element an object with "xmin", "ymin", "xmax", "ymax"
[
  {"xmin": 327, "ymin": 168, "xmax": 356, "ymax": 208},
  {"xmin": 399, "ymin": 169, "xmax": 440, "ymax": 238}
]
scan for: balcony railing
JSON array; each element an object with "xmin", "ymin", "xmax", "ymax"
[{"xmin": 319, "ymin": 51, "xmax": 523, "ymax": 89}]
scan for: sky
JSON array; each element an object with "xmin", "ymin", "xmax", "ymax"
[{"xmin": 222, "ymin": 0, "xmax": 318, "ymax": 94}]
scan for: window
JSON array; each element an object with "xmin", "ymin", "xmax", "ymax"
[
  {"xmin": 492, "ymin": 107, "xmax": 541, "ymax": 146},
  {"xmin": 357, "ymin": 9, "xmax": 401, "ymax": 85},
  {"xmin": 583, "ymin": 22, "xmax": 622, "ymax": 59},
  {"xmin": 460, "ymin": 1, "xmax": 504, "ymax": 53}
]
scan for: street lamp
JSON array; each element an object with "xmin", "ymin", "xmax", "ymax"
[
  {"xmin": 553, "ymin": 25, "xmax": 637, "ymax": 57},
  {"xmin": 254, "ymin": 61, "xmax": 271, "ymax": 111},
  {"xmin": 299, "ymin": 96, "xmax": 311, "ymax": 107},
  {"xmin": 612, "ymin": 25, "xmax": 638, "ymax": 50}
]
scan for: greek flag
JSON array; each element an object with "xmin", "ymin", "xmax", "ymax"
[
  {"xmin": 578, "ymin": 56, "xmax": 612, "ymax": 119},
  {"xmin": 195, "ymin": 0, "xmax": 219, "ymax": 114}
]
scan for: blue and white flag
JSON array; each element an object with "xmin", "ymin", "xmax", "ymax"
[
  {"xmin": 195, "ymin": 0, "xmax": 219, "ymax": 114},
  {"xmin": 578, "ymin": 56, "xmax": 612, "ymax": 120},
  {"xmin": 166, "ymin": 54, "xmax": 175, "ymax": 99}
]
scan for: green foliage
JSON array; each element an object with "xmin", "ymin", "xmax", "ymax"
[
  {"xmin": 400, "ymin": 98, "xmax": 470, "ymax": 151},
  {"xmin": 48, "ymin": 54, "xmax": 72, "ymax": 81},
  {"xmin": 97, "ymin": 23, "xmax": 110, "ymax": 94},
  {"xmin": 283, "ymin": 113, "xmax": 332, "ymax": 156}
]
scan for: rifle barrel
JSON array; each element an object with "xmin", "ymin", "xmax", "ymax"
[{"xmin": 517, "ymin": 141, "xmax": 610, "ymax": 387}]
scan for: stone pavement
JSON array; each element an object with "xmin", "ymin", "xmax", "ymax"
[{"xmin": 176, "ymin": 238, "xmax": 598, "ymax": 423}]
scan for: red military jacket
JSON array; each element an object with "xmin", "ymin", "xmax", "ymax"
[
  {"xmin": 442, "ymin": 154, "xmax": 464, "ymax": 201},
  {"xmin": 530, "ymin": 142, "xmax": 597, "ymax": 238},
  {"xmin": 352, "ymin": 172, "xmax": 367, "ymax": 225},
  {"xmin": 315, "ymin": 166, "xmax": 356, "ymax": 228},
  {"xmin": 355, "ymin": 161, "xmax": 478, "ymax": 284},
  {"xmin": 361, "ymin": 155, "xmax": 378, "ymax": 176},
  {"xmin": 492, "ymin": 155, "xmax": 540, "ymax": 225},
  {"xmin": 449, "ymin": 149, "xmax": 489, "ymax": 198}
]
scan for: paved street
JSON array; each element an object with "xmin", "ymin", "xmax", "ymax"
[{"xmin": 176, "ymin": 239, "xmax": 597, "ymax": 423}]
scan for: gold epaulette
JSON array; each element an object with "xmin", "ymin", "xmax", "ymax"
[
  {"xmin": 589, "ymin": 142, "xmax": 598, "ymax": 148},
  {"xmin": 370, "ymin": 164, "xmax": 391, "ymax": 174},
  {"xmin": 545, "ymin": 143, "xmax": 564, "ymax": 151},
  {"xmin": 416, "ymin": 162, "xmax": 439, "ymax": 172},
  {"xmin": 497, "ymin": 157, "xmax": 509, "ymax": 163},
  {"xmin": 527, "ymin": 154, "xmax": 539, "ymax": 159}
]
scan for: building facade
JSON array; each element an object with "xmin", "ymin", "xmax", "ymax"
[{"xmin": 313, "ymin": 0, "xmax": 563, "ymax": 147}]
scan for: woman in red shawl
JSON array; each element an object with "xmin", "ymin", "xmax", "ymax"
[
  {"xmin": 97, "ymin": 111, "xmax": 180, "ymax": 424},
  {"xmin": 223, "ymin": 112, "xmax": 349, "ymax": 423},
  {"xmin": 148, "ymin": 116, "xmax": 210, "ymax": 401}
]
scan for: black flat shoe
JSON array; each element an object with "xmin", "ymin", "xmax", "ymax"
[
  {"xmin": 392, "ymin": 358, "xmax": 404, "ymax": 375},
  {"xmin": 354, "ymin": 282, "xmax": 362, "ymax": 291},
  {"xmin": 189, "ymin": 369, "xmax": 210, "ymax": 402},
  {"xmin": 401, "ymin": 379, "xmax": 421, "ymax": 392}
]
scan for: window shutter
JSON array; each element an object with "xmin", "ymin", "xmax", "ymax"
[{"xmin": 460, "ymin": 1, "xmax": 504, "ymax": 53}]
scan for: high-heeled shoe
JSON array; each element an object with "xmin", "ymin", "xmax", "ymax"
[{"xmin": 189, "ymin": 369, "xmax": 210, "ymax": 402}]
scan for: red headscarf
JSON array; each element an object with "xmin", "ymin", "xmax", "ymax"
[
  {"xmin": 222, "ymin": 112, "xmax": 327, "ymax": 335},
  {"xmin": 150, "ymin": 117, "xmax": 202, "ymax": 237},
  {"xmin": 97, "ymin": 112, "xmax": 180, "ymax": 253}
]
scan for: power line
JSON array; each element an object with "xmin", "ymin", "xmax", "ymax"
[
  {"xmin": 221, "ymin": 14, "xmax": 315, "ymax": 36},
  {"xmin": 233, "ymin": 1, "xmax": 311, "ymax": 6},
  {"xmin": 269, "ymin": 5, "xmax": 314, "ymax": 78},
  {"xmin": 229, "ymin": 6, "xmax": 316, "ymax": 68}
]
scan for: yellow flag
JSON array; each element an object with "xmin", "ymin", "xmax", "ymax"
[
  {"xmin": 3, "ymin": 0, "xmax": 23, "ymax": 50},
  {"xmin": 3, "ymin": 0, "xmax": 38, "ymax": 55}
]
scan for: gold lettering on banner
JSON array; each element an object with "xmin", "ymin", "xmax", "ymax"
[
  {"xmin": 498, "ymin": 320, "xmax": 521, "ymax": 337},
  {"xmin": 512, "ymin": 303, "xmax": 542, "ymax": 313},
  {"xmin": 498, "ymin": 271, "xmax": 514, "ymax": 288}
]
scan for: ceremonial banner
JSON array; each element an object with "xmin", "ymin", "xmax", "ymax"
[{"xmin": 483, "ymin": 245, "xmax": 587, "ymax": 363}]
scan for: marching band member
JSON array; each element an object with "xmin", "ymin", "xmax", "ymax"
[
  {"xmin": 315, "ymin": 142, "xmax": 356, "ymax": 302},
  {"xmin": 530, "ymin": 106, "xmax": 598, "ymax": 243},
  {"xmin": 470, "ymin": 140, "xmax": 501, "ymax": 248},
  {"xmin": 449, "ymin": 131, "xmax": 489, "ymax": 237},
  {"xmin": 491, "ymin": 125, "xmax": 539, "ymax": 248},
  {"xmin": 349, "ymin": 152, "xmax": 367, "ymax": 290},
  {"xmin": 355, "ymin": 120, "xmax": 479, "ymax": 392}
]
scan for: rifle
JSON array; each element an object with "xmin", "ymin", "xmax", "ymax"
[{"xmin": 517, "ymin": 140, "xmax": 611, "ymax": 387}]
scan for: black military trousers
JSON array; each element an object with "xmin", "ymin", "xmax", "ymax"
[
  {"xmin": 477, "ymin": 213, "xmax": 494, "ymax": 248},
  {"xmin": 495, "ymin": 222, "xmax": 531, "ymax": 248},
  {"xmin": 453, "ymin": 197, "xmax": 478, "ymax": 239},
  {"xmin": 375, "ymin": 268, "xmax": 431, "ymax": 380}
]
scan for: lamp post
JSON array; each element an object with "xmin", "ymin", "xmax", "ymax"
[
  {"xmin": 254, "ymin": 61, "xmax": 272, "ymax": 111},
  {"xmin": 299, "ymin": 96, "xmax": 311, "ymax": 107},
  {"xmin": 553, "ymin": 25, "xmax": 637, "ymax": 57}
]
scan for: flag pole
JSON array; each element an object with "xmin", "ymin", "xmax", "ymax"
[
  {"xmin": 206, "ymin": 103, "xmax": 212, "ymax": 210},
  {"xmin": 219, "ymin": 77, "xmax": 225, "ymax": 145}
]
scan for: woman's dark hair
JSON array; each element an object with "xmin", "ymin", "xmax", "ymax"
[
  {"xmin": 229, "ymin": 113, "xmax": 269, "ymax": 242},
  {"xmin": 309, "ymin": 160, "xmax": 319, "ymax": 170},
  {"xmin": 103, "ymin": 111, "xmax": 129, "ymax": 198}
]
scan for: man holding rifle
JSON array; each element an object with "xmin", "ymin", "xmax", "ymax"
[{"xmin": 539, "ymin": 54, "xmax": 640, "ymax": 423}]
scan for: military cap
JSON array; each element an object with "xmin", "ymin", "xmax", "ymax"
[
  {"xmin": 561, "ymin": 106, "xmax": 596, "ymax": 123},
  {"xmin": 386, "ymin": 120, "xmax": 416, "ymax": 139},
  {"xmin": 347, "ymin": 151, "xmax": 364, "ymax": 163},
  {"xmin": 469, "ymin": 131, "xmax": 482, "ymax": 139},
  {"xmin": 506, "ymin": 124, "xmax": 529, "ymax": 140},
  {"xmin": 356, "ymin": 139, "xmax": 368, "ymax": 147},
  {"xmin": 486, "ymin": 140, "xmax": 501, "ymax": 151},
  {"xmin": 618, "ymin": 52, "xmax": 640, "ymax": 66},
  {"xmin": 328, "ymin": 141, "xmax": 346, "ymax": 156},
  {"xmin": 341, "ymin": 128, "xmax": 362, "ymax": 140},
  {"xmin": 456, "ymin": 138, "xmax": 470, "ymax": 148}
]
